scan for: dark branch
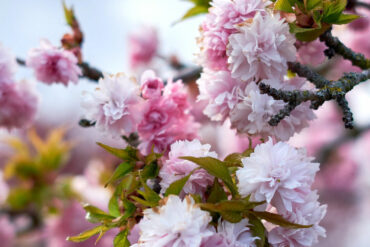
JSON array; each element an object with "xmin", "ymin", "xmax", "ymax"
[
  {"xmin": 288, "ymin": 62, "xmax": 330, "ymax": 88},
  {"xmin": 355, "ymin": 1, "xmax": 370, "ymax": 9},
  {"xmin": 79, "ymin": 119, "xmax": 96, "ymax": 127},
  {"xmin": 166, "ymin": 66, "xmax": 203, "ymax": 84},
  {"xmin": 259, "ymin": 69, "xmax": 370, "ymax": 128},
  {"xmin": 319, "ymin": 30, "xmax": 370, "ymax": 70}
]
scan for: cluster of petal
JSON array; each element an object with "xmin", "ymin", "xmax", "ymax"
[
  {"xmin": 0, "ymin": 43, "xmax": 17, "ymax": 83},
  {"xmin": 134, "ymin": 195, "xmax": 213, "ymax": 247},
  {"xmin": 203, "ymin": 219, "xmax": 258, "ymax": 247},
  {"xmin": 128, "ymin": 26, "xmax": 158, "ymax": 69},
  {"xmin": 26, "ymin": 40, "xmax": 81, "ymax": 86},
  {"xmin": 159, "ymin": 139, "xmax": 218, "ymax": 196},
  {"xmin": 297, "ymin": 40, "xmax": 327, "ymax": 66},
  {"xmin": 227, "ymin": 12, "xmax": 296, "ymax": 82},
  {"xmin": 138, "ymin": 76, "xmax": 198, "ymax": 154},
  {"xmin": 268, "ymin": 191, "xmax": 327, "ymax": 247},
  {"xmin": 0, "ymin": 80, "xmax": 39, "ymax": 129},
  {"xmin": 82, "ymin": 73, "xmax": 143, "ymax": 137},
  {"xmin": 0, "ymin": 216, "xmax": 15, "ymax": 247},
  {"xmin": 140, "ymin": 70, "xmax": 164, "ymax": 99},
  {"xmin": 197, "ymin": 0, "xmax": 267, "ymax": 70},
  {"xmin": 236, "ymin": 138, "xmax": 319, "ymax": 212},
  {"xmin": 197, "ymin": 69, "xmax": 239, "ymax": 122},
  {"xmin": 230, "ymin": 78, "xmax": 315, "ymax": 141}
]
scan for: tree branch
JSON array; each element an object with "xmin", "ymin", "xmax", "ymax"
[
  {"xmin": 319, "ymin": 30, "xmax": 370, "ymax": 70},
  {"xmin": 288, "ymin": 62, "xmax": 330, "ymax": 88}
]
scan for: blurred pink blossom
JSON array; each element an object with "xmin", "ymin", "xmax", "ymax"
[
  {"xmin": 0, "ymin": 216, "xmax": 15, "ymax": 247},
  {"xmin": 297, "ymin": 40, "xmax": 327, "ymax": 66},
  {"xmin": 26, "ymin": 39, "xmax": 81, "ymax": 86},
  {"xmin": 0, "ymin": 80, "xmax": 39, "ymax": 130},
  {"xmin": 128, "ymin": 26, "xmax": 158, "ymax": 70},
  {"xmin": 0, "ymin": 171, "xmax": 9, "ymax": 204},
  {"xmin": 0, "ymin": 43, "xmax": 17, "ymax": 84}
]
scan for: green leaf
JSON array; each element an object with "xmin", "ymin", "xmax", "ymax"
[
  {"xmin": 164, "ymin": 173, "xmax": 192, "ymax": 197},
  {"xmin": 274, "ymin": 0, "xmax": 294, "ymax": 12},
  {"xmin": 223, "ymin": 153, "xmax": 244, "ymax": 167},
  {"xmin": 108, "ymin": 195, "xmax": 120, "ymax": 218},
  {"xmin": 145, "ymin": 151, "xmax": 162, "ymax": 164},
  {"xmin": 322, "ymin": 0, "xmax": 347, "ymax": 23},
  {"xmin": 84, "ymin": 205, "xmax": 115, "ymax": 224},
  {"xmin": 207, "ymin": 178, "xmax": 227, "ymax": 203},
  {"xmin": 7, "ymin": 188, "xmax": 32, "ymax": 210},
  {"xmin": 181, "ymin": 5, "xmax": 209, "ymax": 20},
  {"xmin": 141, "ymin": 162, "xmax": 159, "ymax": 181},
  {"xmin": 290, "ymin": 23, "xmax": 331, "ymax": 41},
  {"xmin": 251, "ymin": 211, "xmax": 313, "ymax": 229},
  {"xmin": 306, "ymin": 0, "xmax": 322, "ymax": 10},
  {"xmin": 122, "ymin": 199, "xmax": 136, "ymax": 220},
  {"xmin": 114, "ymin": 229, "xmax": 130, "ymax": 247},
  {"xmin": 180, "ymin": 156, "xmax": 238, "ymax": 196},
  {"xmin": 332, "ymin": 13, "xmax": 360, "ymax": 24},
  {"xmin": 220, "ymin": 211, "xmax": 244, "ymax": 223},
  {"xmin": 134, "ymin": 173, "xmax": 161, "ymax": 206},
  {"xmin": 105, "ymin": 162, "xmax": 133, "ymax": 187},
  {"xmin": 67, "ymin": 225, "xmax": 105, "ymax": 242},
  {"xmin": 97, "ymin": 142, "xmax": 138, "ymax": 161},
  {"xmin": 130, "ymin": 195, "xmax": 157, "ymax": 207},
  {"xmin": 121, "ymin": 173, "xmax": 140, "ymax": 195},
  {"xmin": 248, "ymin": 214, "xmax": 267, "ymax": 247}
]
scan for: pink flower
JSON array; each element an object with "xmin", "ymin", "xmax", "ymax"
[
  {"xmin": 128, "ymin": 26, "xmax": 158, "ymax": 69},
  {"xmin": 227, "ymin": 12, "xmax": 296, "ymax": 82},
  {"xmin": 196, "ymin": 0, "xmax": 267, "ymax": 71},
  {"xmin": 297, "ymin": 40, "xmax": 327, "ymax": 66},
  {"xmin": 140, "ymin": 70, "xmax": 164, "ymax": 99},
  {"xmin": 0, "ymin": 80, "xmax": 39, "ymax": 130},
  {"xmin": 236, "ymin": 138, "xmax": 320, "ymax": 212},
  {"xmin": 26, "ymin": 40, "xmax": 81, "ymax": 86},
  {"xmin": 0, "ymin": 216, "xmax": 15, "ymax": 247},
  {"xmin": 82, "ymin": 73, "xmax": 143, "ymax": 137},
  {"xmin": 268, "ymin": 191, "xmax": 327, "ymax": 247},
  {"xmin": 197, "ymin": 69, "xmax": 239, "ymax": 122},
  {"xmin": 162, "ymin": 78, "xmax": 190, "ymax": 113},
  {"xmin": 0, "ymin": 43, "xmax": 17, "ymax": 84},
  {"xmin": 159, "ymin": 139, "xmax": 218, "ymax": 196},
  {"xmin": 230, "ymin": 78, "xmax": 315, "ymax": 141}
]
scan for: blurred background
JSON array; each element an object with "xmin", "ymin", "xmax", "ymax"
[{"xmin": 0, "ymin": 0, "xmax": 370, "ymax": 246}]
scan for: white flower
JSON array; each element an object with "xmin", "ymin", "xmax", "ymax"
[
  {"xmin": 197, "ymin": 69, "xmax": 239, "ymax": 122},
  {"xmin": 135, "ymin": 195, "xmax": 213, "ymax": 247},
  {"xmin": 227, "ymin": 12, "xmax": 296, "ymax": 82},
  {"xmin": 268, "ymin": 191, "xmax": 327, "ymax": 247},
  {"xmin": 229, "ymin": 78, "xmax": 315, "ymax": 141},
  {"xmin": 217, "ymin": 219, "xmax": 258, "ymax": 247},
  {"xmin": 236, "ymin": 138, "xmax": 319, "ymax": 212},
  {"xmin": 159, "ymin": 139, "xmax": 218, "ymax": 196},
  {"xmin": 82, "ymin": 73, "xmax": 143, "ymax": 137}
]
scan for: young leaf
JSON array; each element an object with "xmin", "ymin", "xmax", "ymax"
[
  {"xmin": 105, "ymin": 162, "xmax": 134, "ymax": 187},
  {"xmin": 207, "ymin": 178, "xmax": 227, "ymax": 203},
  {"xmin": 333, "ymin": 13, "xmax": 360, "ymax": 24},
  {"xmin": 248, "ymin": 214, "xmax": 267, "ymax": 247},
  {"xmin": 121, "ymin": 199, "xmax": 136, "ymax": 220},
  {"xmin": 97, "ymin": 142, "xmax": 138, "ymax": 161},
  {"xmin": 67, "ymin": 225, "xmax": 105, "ymax": 242},
  {"xmin": 223, "ymin": 153, "xmax": 243, "ymax": 167},
  {"xmin": 84, "ymin": 205, "xmax": 115, "ymax": 223},
  {"xmin": 108, "ymin": 195, "xmax": 120, "ymax": 218},
  {"xmin": 251, "ymin": 211, "xmax": 313, "ymax": 229},
  {"xmin": 141, "ymin": 162, "xmax": 159, "ymax": 181},
  {"xmin": 114, "ymin": 229, "xmax": 130, "ymax": 247},
  {"xmin": 62, "ymin": 1, "xmax": 75, "ymax": 26},
  {"xmin": 180, "ymin": 156, "xmax": 238, "ymax": 196},
  {"xmin": 164, "ymin": 173, "xmax": 192, "ymax": 197},
  {"xmin": 274, "ymin": 0, "xmax": 294, "ymax": 13}
]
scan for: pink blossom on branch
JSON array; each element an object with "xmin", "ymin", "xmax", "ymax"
[
  {"xmin": 26, "ymin": 39, "xmax": 81, "ymax": 86},
  {"xmin": 296, "ymin": 40, "xmax": 327, "ymax": 66},
  {"xmin": 227, "ymin": 12, "xmax": 296, "ymax": 82},
  {"xmin": 0, "ymin": 80, "xmax": 39, "ymax": 130},
  {"xmin": 0, "ymin": 43, "xmax": 17, "ymax": 83},
  {"xmin": 82, "ymin": 73, "xmax": 143, "ymax": 137},
  {"xmin": 128, "ymin": 26, "xmax": 158, "ymax": 70},
  {"xmin": 140, "ymin": 70, "xmax": 164, "ymax": 99},
  {"xmin": 159, "ymin": 139, "xmax": 218, "ymax": 196}
]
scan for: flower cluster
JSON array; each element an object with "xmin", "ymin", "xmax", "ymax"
[
  {"xmin": 82, "ymin": 70, "xmax": 198, "ymax": 154},
  {"xmin": 26, "ymin": 39, "xmax": 81, "ymax": 86},
  {"xmin": 0, "ymin": 44, "xmax": 39, "ymax": 130},
  {"xmin": 196, "ymin": 0, "xmax": 314, "ymax": 141}
]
